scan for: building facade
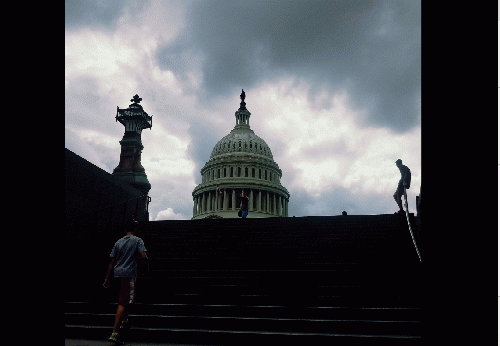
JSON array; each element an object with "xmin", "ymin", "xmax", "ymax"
[{"xmin": 192, "ymin": 90, "xmax": 290, "ymax": 219}]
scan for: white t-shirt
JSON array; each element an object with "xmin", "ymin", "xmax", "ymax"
[{"xmin": 110, "ymin": 235, "xmax": 147, "ymax": 278}]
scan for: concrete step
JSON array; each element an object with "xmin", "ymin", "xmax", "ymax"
[
  {"xmin": 65, "ymin": 214, "xmax": 422, "ymax": 342},
  {"xmin": 65, "ymin": 302, "xmax": 421, "ymax": 341}
]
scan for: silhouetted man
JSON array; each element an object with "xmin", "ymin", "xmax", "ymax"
[{"xmin": 393, "ymin": 159, "xmax": 411, "ymax": 214}]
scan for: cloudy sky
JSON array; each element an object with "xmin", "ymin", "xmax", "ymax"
[{"xmin": 65, "ymin": 0, "xmax": 421, "ymax": 221}]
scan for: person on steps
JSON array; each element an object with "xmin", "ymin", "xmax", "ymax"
[
  {"xmin": 103, "ymin": 219, "xmax": 148, "ymax": 344},
  {"xmin": 239, "ymin": 191, "xmax": 249, "ymax": 218}
]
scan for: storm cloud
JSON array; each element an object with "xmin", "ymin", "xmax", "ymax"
[{"xmin": 156, "ymin": 0, "xmax": 420, "ymax": 132}]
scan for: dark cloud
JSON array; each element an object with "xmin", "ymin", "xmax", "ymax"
[
  {"xmin": 156, "ymin": 0, "xmax": 420, "ymax": 133},
  {"xmin": 187, "ymin": 120, "xmax": 223, "ymax": 182},
  {"xmin": 65, "ymin": 0, "xmax": 148, "ymax": 31}
]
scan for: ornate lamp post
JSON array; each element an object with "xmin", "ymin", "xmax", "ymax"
[{"xmin": 113, "ymin": 94, "xmax": 153, "ymax": 197}]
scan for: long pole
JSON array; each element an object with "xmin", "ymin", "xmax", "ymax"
[{"xmin": 403, "ymin": 187, "xmax": 422, "ymax": 263}]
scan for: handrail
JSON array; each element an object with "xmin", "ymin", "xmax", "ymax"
[{"xmin": 403, "ymin": 187, "xmax": 422, "ymax": 263}]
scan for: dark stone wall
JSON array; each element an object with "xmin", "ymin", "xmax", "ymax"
[{"xmin": 65, "ymin": 148, "xmax": 149, "ymax": 243}]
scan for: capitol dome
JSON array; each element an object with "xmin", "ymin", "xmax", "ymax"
[
  {"xmin": 192, "ymin": 90, "xmax": 290, "ymax": 219},
  {"xmin": 209, "ymin": 128, "xmax": 274, "ymax": 160}
]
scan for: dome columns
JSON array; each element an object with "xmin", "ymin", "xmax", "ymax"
[
  {"xmin": 192, "ymin": 186, "xmax": 289, "ymax": 219},
  {"xmin": 192, "ymin": 161, "xmax": 289, "ymax": 219}
]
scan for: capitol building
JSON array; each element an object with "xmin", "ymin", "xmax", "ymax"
[{"xmin": 192, "ymin": 90, "xmax": 290, "ymax": 219}]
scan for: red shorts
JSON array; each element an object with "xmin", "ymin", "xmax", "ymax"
[{"xmin": 117, "ymin": 278, "xmax": 136, "ymax": 305}]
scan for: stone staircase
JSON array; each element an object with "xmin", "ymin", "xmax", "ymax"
[{"xmin": 65, "ymin": 214, "xmax": 422, "ymax": 344}]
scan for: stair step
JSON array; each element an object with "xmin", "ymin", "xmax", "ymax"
[
  {"xmin": 65, "ymin": 314, "xmax": 420, "ymax": 335},
  {"xmin": 66, "ymin": 214, "xmax": 422, "ymax": 342},
  {"xmin": 65, "ymin": 302, "xmax": 421, "ymax": 317},
  {"xmin": 65, "ymin": 324, "xmax": 421, "ymax": 344}
]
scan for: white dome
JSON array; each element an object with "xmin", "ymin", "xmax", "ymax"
[
  {"xmin": 192, "ymin": 90, "xmax": 289, "ymax": 219},
  {"xmin": 210, "ymin": 128, "xmax": 274, "ymax": 160}
]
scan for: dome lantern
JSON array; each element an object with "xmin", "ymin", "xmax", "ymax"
[{"xmin": 235, "ymin": 89, "xmax": 251, "ymax": 128}]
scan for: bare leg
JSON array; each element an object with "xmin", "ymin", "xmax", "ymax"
[
  {"xmin": 113, "ymin": 304, "xmax": 128, "ymax": 333},
  {"xmin": 394, "ymin": 193, "xmax": 403, "ymax": 211}
]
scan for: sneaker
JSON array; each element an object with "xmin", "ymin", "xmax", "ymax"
[{"xmin": 108, "ymin": 332, "xmax": 124, "ymax": 344}]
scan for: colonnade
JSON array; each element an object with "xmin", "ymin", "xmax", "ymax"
[
  {"xmin": 202, "ymin": 164, "xmax": 280, "ymax": 185},
  {"xmin": 193, "ymin": 187, "xmax": 289, "ymax": 218}
]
